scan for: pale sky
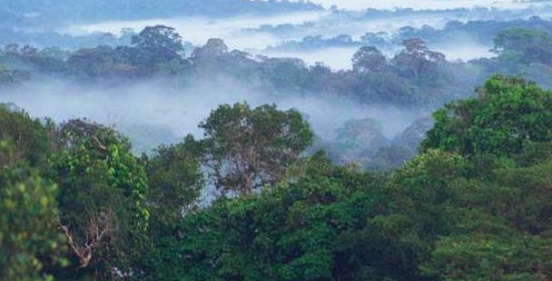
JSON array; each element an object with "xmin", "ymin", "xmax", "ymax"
[{"xmin": 309, "ymin": 0, "xmax": 534, "ymax": 10}]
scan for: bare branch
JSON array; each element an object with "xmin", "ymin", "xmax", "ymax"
[{"xmin": 59, "ymin": 209, "xmax": 114, "ymax": 269}]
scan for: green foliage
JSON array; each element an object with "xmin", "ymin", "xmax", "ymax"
[
  {"xmin": 150, "ymin": 155, "xmax": 390, "ymax": 281},
  {"xmin": 145, "ymin": 135, "xmax": 204, "ymax": 228},
  {"xmin": 0, "ymin": 142, "xmax": 66, "ymax": 281},
  {"xmin": 145, "ymin": 77, "xmax": 552, "ymax": 280},
  {"xmin": 422, "ymin": 234, "xmax": 548, "ymax": 281},
  {"xmin": 392, "ymin": 38, "xmax": 447, "ymax": 83},
  {"xmin": 493, "ymin": 27, "xmax": 552, "ymax": 66},
  {"xmin": 422, "ymin": 75, "xmax": 552, "ymax": 157},
  {"xmin": 199, "ymin": 102, "xmax": 313, "ymax": 195},
  {"xmin": 261, "ymin": 58, "xmax": 310, "ymax": 94},
  {"xmin": 420, "ymin": 158, "xmax": 552, "ymax": 280},
  {"xmin": 352, "ymin": 46, "xmax": 388, "ymax": 73},
  {"xmin": 50, "ymin": 119, "xmax": 149, "ymax": 279},
  {"xmin": 5, "ymin": 73, "xmax": 552, "ymax": 281},
  {"xmin": 67, "ymin": 46, "xmax": 127, "ymax": 78},
  {"xmin": 0, "ymin": 104, "xmax": 51, "ymax": 168},
  {"xmin": 131, "ymin": 25, "xmax": 184, "ymax": 67}
]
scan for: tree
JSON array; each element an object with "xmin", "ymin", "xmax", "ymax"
[
  {"xmin": 419, "ymin": 145, "xmax": 552, "ymax": 280},
  {"xmin": 191, "ymin": 38, "xmax": 229, "ymax": 60},
  {"xmin": 0, "ymin": 141, "xmax": 66, "ymax": 281},
  {"xmin": 199, "ymin": 102, "xmax": 313, "ymax": 195},
  {"xmin": 49, "ymin": 119, "xmax": 149, "ymax": 279},
  {"xmin": 190, "ymin": 38, "xmax": 231, "ymax": 74},
  {"xmin": 395, "ymin": 117, "xmax": 434, "ymax": 153},
  {"xmin": 352, "ymin": 46, "xmax": 388, "ymax": 74},
  {"xmin": 422, "ymin": 75, "xmax": 552, "ymax": 157},
  {"xmin": 67, "ymin": 46, "xmax": 120, "ymax": 78},
  {"xmin": 148, "ymin": 153, "xmax": 388, "ymax": 281},
  {"xmin": 492, "ymin": 28, "xmax": 552, "ymax": 66},
  {"xmin": 145, "ymin": 135, "xmax": 204, "ymax": 228},
  {"xmin": 131, "ymin": 25, "xmax": 184, "ymax": 67},
  {"xmin": 327, "ymin": 118, "xmax": 389, "ymax": 168},
  {"xmin": 260, "ymin": 57, "xmax": 310, "ymax": 93},
  {"xmin": 392, "ymin": 38, "xmax": 446, "ymax": 82},
  {"xmin": 0, "ymin": 104, "xmax": 51, "ymax": 169}
]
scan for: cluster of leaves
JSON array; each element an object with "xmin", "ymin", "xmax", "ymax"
[
  {"xmin": 423, "ymin": 75, "xmax": 552, "ymax": 156},
  {"xmin": 198, "ymin": 103, "xmax": 313, "ymax": 194},
  {"xmin": 0, "ymin": 141, "xmax": 65, "ymax": 281},
  {"xmin": 0, "ymin": 104, "xmax": 158, "ymax": 280}
]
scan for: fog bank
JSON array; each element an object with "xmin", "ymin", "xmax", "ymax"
[{"xmin": 0, "ymin": 77, "xmax": 424, "ymax": 154}]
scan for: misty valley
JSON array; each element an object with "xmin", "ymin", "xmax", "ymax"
[{"xmin": 2, "ymin": 0, "xmax": 552, "ymax": 280}]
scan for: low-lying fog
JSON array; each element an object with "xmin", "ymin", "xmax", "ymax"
[
  {"xmin": 61, "ymin": 12, "xmax": 326, "ymax": 51},
  {"xmin": 61, "ymin": 13, "xmax": 490, "ymax": 69},
  {"xmin": 265, "ymin": 41, "xmax": 494, "ymax": 70},
  {"xmin": 264, "ymin": 47, "xmax": 358, "ymax": 70},
  {"xmin": 433, "ymin": 40, "xmax": 494, "ymax": 61},
  {"xmin": 0, "ymin": 78, "xmax": 424, "ymax": 154}
]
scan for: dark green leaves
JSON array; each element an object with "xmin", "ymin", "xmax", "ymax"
[{"xmin": 422, "ymin": 75, "xmax": 552, "ymax": 157}]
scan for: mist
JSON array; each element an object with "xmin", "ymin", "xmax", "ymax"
[
  {"xmin": 52, "ymin": 2, "xmax": 550, "ymax": 70},
  {"xmin": 57, "ymin": 14, "xmax": 448, "ymax": 70},
  {"xmin": 3, "ymin": 1, "xmax": 551, "ymax": 59},
  {"xmin": 61, "ymin": 12, "xmax": 327, "ymax": 51},
  {"xmin": 263, "ymin": 47, "xmax": 358, "ymax": 70},
  {"xmin": 0, "ymin": 76, "xmax": 425, "ymax": 155},
  {"xmin": 2, "ymin": 0, "xmax": 551, "ymax": 167},
  {"xmin": 432, "ymin": 38, "xmax": 494, "ymax": 62},
  {"xmin": 4, "ymin": 1, "xmax": 552, "ymax": 280}
]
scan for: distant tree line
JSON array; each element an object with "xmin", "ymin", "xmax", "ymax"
[
  {"xmin": 2, "ymin": 24, "xmax": 551, "ymax": 103},
  {"xmin": 0, "ymin": 25, "xmax": 467, "ymax": 107},
  {"xmin": 1, "ymin": 25, "xmax": 551, "ymax": 170}
]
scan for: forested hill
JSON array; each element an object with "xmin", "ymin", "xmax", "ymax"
[{"xmin": 0, "ymin": 0, "xmax": 322, "ymax": 28}]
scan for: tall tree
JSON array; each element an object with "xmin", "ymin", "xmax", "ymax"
[
  {"xmin": 131, "ymin": 25, "xmax": 184, "ymax": 68},
  {"xmin": 352, "ymin": 46, "xmax": 388, "ymax": 74},
  {"xmin": 50, "ymin": 119, "xmax": 149, "ymax": 280},
  {"xmin": 392, "ymin": 38, "xmax": 446, "ymax": 82},
  {"xmin": 199, "ymin": 102, "xmax": 313, "ymax": 195}
]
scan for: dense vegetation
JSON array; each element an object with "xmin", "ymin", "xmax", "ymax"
[
  {"xmin": 2, "ymin": 3, "xmax": 552, "ymax": 279},
  {"xmin": 3, "ymin": 73, "xmax": 552, "ymax": 281}
]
